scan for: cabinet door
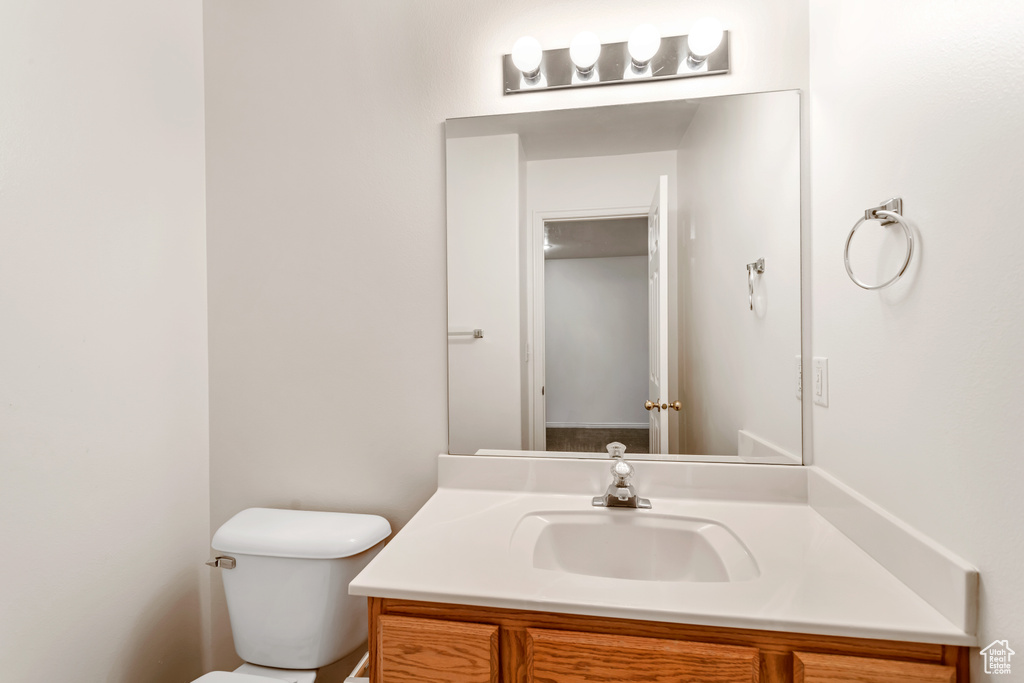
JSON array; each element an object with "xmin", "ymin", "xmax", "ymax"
[
  {"xmin": 377, "ymin": 615, "xmax": 499, "ymax": 683},
  {"xmin": 525, "ymin": 627, "xmax": 759, "ymax": 682},
  {"xmin": 794, "ymin": 651, "xmax": 956, "ymax": 683}
]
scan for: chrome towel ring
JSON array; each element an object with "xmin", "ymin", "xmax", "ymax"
[{"xmin": 844, "ymin": 197, "xmax": 914, "ymax": 290}]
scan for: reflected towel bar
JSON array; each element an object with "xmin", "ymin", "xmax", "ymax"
[{"xmin": 448, "ymin": 329, "xmax": 484, "ymax": 339}]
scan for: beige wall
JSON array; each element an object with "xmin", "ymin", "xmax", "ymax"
[
  {"xmin": 15, "ymin": 1, "xmax": 1024, "ymax": 680},
  {"xmin": 447, "ymin": 135, "xmax": 525, "ymax": 454},
  {"xmin": 14, "ymin": 2, "xmax": 1018, "ymax": 681},
  {"xmin": 677, "ymin": 92, "xmax": 801, "ymax": 457},
  {"xmin": 545, "ymin": 256, "xmax": 650, "ymax": 428},
  {"xmin": 0, "ymin": 1, "xmax": 210, "ymax": 681},
  {"xmin": 203, "ymin": 0, "xmax": 809, "ymax": 668},
  {"xmin": 808, "ymin": 1, "xmax": 1024, "ymax": 678}
]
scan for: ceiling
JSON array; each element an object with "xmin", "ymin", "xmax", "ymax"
[{"xmin": 544, "ymin": 217, "xmax": 648, "ymax": 260}]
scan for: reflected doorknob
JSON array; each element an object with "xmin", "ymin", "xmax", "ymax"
[
  {"xmin": 664, "ymin": 401, "xmax": 682, "ymax": 411},
  {"xmin": 644, "ymin": 400, "xmax": 661, "ymax": 412}
]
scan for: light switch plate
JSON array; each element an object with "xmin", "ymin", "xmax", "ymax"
[{"xmin": 813, "ymin": 357, "xmax": 829, "ymax": 407}]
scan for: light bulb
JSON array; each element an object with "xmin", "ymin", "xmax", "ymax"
[
  {"xmin": 511, "ymin": 36, "xmax": 543, "ymax": 78},
  {"xmin": 687, "ymin": 17, "xmax": 724, "ymax": 60},
  {"xmin": 569, "ymin": 31, "xmax": 601, "ymax": 74},
  {"xmin": 628, "ymin": 24, "xmax": 661, "ymax": 69}
]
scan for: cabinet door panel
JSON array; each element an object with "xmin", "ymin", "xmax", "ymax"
[
  {"xmin": 794, "ymin": 651, "xmax": 956, "ymax": 683},
  {"xmin": 378, "ymin": 615, "xmax": 499, "ymax": 683},
  {"xmin": 526, "ymin": 627, "xmax": 759, "ymax": 683}
]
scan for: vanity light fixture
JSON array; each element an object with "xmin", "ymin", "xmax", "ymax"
[
  {"xmin": 511, "ymin": 36, "xmax": 544, "ymax": 81},
  {"xmin": 569, "ymin": 31, "xmax": 601, "ymax": 78},
  {"xmin": 627, "ymin": 24, "xmax": 661, "ymax": 71},
  {"xmin": 685, "ymin": 17, "xmax": 724, "ymax": 69},
  {"xmin": 503, "ymin": 20, "xmax": 729, "ymax": 94}
]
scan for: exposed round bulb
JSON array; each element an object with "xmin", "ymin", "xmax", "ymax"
[
  {"xmin": 687, "ymin": 17, "xmax": 724, "ymax": 58},
  {"xmin": 511, "ymin": 36, "xmax": 543, "ymax": 76},
  {"xmin": 628, "ymin": 24, "xmax": 661, "ymax": 67},
  {"xmin": 569, "ymin": 31, "xmax": 602, "ymax": 72}
]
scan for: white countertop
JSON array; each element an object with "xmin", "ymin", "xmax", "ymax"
[{"xmin": 350, "ymin": 455, "xmax": 976, "ymax": 646}]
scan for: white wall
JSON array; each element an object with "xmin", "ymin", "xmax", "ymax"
[
  {"xmin": 676, "ymin": 92, "xmax": 801, "ymax": 457},
  {"xmin": 527, "ymin": 152, "xmax": 680, "ymax": 212},
  {"xmin": 545, "ymin": 256, "xmax": 649, "ymax": 428},
  {"xmin": 203, "ymin": 0, "xmax": 808, "ymax": 669},
  {"xmin": 808, "ymin": 1, "xmax": 1024, "ymax": 678},
  {"xmin": 447, "ymin": 135, "xmax": 524, "ymax": 453},
  {"xmin": 0, "ymin": 1, "xmax": 210, "ymax": 681}
]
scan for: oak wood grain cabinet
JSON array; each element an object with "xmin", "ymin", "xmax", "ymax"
[
  {"xmin": 525, "ymin": 628, "xmax": 759, "ymax": 682},
  {"xmin": 368, "ymin": 598, "xmax": 969, "ymax": 683},
  {"xmin": 376, "ymin": 614, "xmax": 499, "ymax": 683},
  {"xmin": 794, "ymin": 651, "xmax": 957, "ymax": 683}
]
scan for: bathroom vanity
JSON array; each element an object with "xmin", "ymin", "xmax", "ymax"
[
  {"xmin": 366, "ymin": 598, "xmax": 966, "ymax": 682},
  {"xmin": 350, "ymin": 455, "xmax": 977, "ymax": 683},
  {"xmin": 413, "ymin": 87, "xmax": 979, "ymax": 683}
]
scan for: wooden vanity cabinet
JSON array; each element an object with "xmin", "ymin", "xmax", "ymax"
[
  {"xmin": 377, "ymin": 614, "xmax": 500, "ymax": 683},
  {"xmin": 368, "ymin": 598, "xmax": 969, "ymax": 683},
  {"xmin": 525, "ymin": 628, "xmax": 759, "ymax": 682},
  {"xmin": 793, "ymin": 651, "xmax": 958, "ymax": 683}
]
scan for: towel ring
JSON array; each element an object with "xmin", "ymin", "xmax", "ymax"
[{"xmin": 844, "ymin": 200, "xmax": 914, "ymax": 290}]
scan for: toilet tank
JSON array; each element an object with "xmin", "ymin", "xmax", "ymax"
[{"xmin": 212, "ymin": 508, "xmax": 391, "ymax": 670}]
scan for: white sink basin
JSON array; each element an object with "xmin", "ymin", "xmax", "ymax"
[{"xmin": 511, "ymin": 510, "xmax": 760, "ymax": 582}]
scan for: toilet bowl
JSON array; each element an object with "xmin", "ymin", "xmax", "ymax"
[{"xmin": 194, "ymin": 508, "xmax": 391, "ymax": 682}]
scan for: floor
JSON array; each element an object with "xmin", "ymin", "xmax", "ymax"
[{"xmin": 546, "ymin": 428, "xmax": 650, "ymax": 454}]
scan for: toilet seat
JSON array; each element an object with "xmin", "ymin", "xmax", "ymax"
[
  {"xmin": 192, "ymin": 663, "xmax": 317, "ymax": 683},
  {"xmin": 234, "ymin": 663, "xmax": 316, "ymax": 682},
  {"xmin": 192, "ymin": 673, "xmax": 283, "ymax": 683}
]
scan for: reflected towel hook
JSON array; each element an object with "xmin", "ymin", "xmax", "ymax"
[{"xmin": 746, "ymin": 258, "xmax": 765, "ymax": 311}]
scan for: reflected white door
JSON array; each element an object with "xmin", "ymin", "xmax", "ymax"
[{"xmin": 648, "ymin": 176, "xmax": 669, "ymax": 454}]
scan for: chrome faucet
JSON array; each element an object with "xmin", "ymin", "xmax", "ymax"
[{"xmin": 592, "ymin": 458, "xmax": 652, "ymax": 509}]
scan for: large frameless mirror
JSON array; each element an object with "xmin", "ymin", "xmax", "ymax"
[{"xmin": 446, "ymin": 90, "xmax": 801, "ymax": 464}]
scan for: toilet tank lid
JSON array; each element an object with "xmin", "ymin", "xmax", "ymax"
[{"xmin": 212, "ymin": 508, "xmax": 391, "ymax": 559}]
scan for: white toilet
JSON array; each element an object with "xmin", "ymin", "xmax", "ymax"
[{"xmin": 194, "ymin": 507, "xmax": 391, "ymax": 683}]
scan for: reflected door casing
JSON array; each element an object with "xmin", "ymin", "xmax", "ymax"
[{"xmin": 648, "ymin": 175, "xmax": 670, "ymax": 454}]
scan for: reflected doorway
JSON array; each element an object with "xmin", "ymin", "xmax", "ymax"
[{"xmin": 542, "ymin": 217, "xmax": 650, "ymax": 454}]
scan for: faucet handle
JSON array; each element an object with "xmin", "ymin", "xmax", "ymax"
[
  {"xmin": 606, "ymin": 442, "xmax": 626, "ymax": 458},
  {"xmin": 610, "ymin": 459, "xmax": 633, "ymax": 485}
]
